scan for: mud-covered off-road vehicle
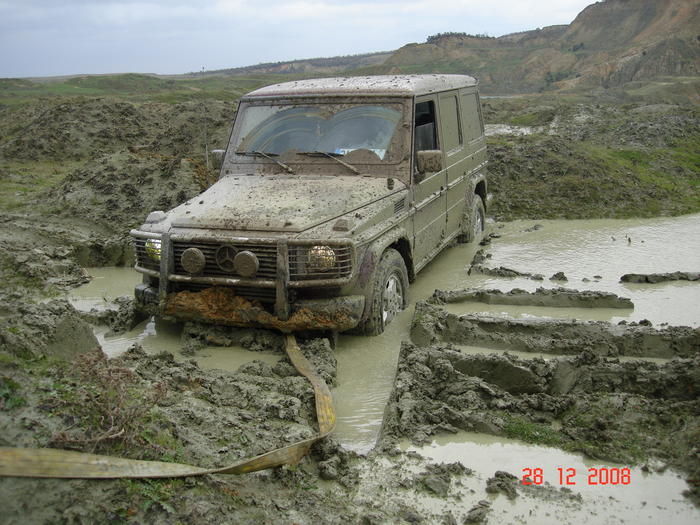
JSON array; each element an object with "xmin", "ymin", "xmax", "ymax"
[{"xmin": 131, "ymin": 74, "xmax": 487, "ymax": 335}]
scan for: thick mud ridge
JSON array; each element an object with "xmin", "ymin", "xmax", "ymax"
[
  {"xmin": 620, "ymin": 271, "xmax": 700, "ymax": 283},
  {"xmin": 380, "ymin": 341, "xmax": 700, "ymax": 503},
  {"xmin": 411, "ymin": 301, "xmax": 700, "ymax": 358},
  {"xmin": 429, "ymin": 287, "xmax": 633, "ymax": 309}
]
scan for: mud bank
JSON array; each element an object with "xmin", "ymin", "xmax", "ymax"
[
  {"xmin": 469, "ymin": 264, "xmax": 545, "ymax": 280},
  {"xmin": 1, "ymin": 302, "xmax": 489, "ymax": 524},
  {"xmin": 380, "ymin": 342, "xmax": 700, "ymax": 502},
  {"xmin": 411, "ymin": 301, "xmax": 700, "ymax": 358},
  {"xmin": 430, "ymin": 287, "xmax": 633, "ymax": 309},
  {"xmin": 621, "ymin": 271, "xmax": 700, "ymax": 283}
]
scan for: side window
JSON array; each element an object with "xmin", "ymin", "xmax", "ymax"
[
  {"xmin": 414, "ymin": 101, "xmax": 437, "ymax": 152},
  {"xmin": 460, "ymin": 93, "xmax": 482, "ymax": 142},
  {"xmin": 439, "ymin": 95, "xmax": 462, "ymax": 153}
]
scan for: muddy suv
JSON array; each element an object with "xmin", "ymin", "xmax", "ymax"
[{"xmin": 131, "ymin": 74, "xmax": 487, "ymax": 335}]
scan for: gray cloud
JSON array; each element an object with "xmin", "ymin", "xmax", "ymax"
[{"xmin": 0, "ymin": 0, "xmax": 594, "ymax": 77}]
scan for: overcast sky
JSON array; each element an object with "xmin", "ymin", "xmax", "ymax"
[{"xmin": 0, "ymin": 0, "xmax": 596, "ymax": 78}]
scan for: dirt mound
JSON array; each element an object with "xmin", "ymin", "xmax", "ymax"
[
  {"xmin": 0, "ymin": 299, "xmax": 99, "ymax": 360},
  {"xmin": 380, "ymin": 341, "xmax": 700, "ymax": 501},
  {"xmin": 487, "ymin": 133, "xmax": 700, "ymax": 220},
  {"xmin": 0, "ymin": 99, "xmax": 234, "ymax": 161},
  {"xmin": 49, "ymin": 151, "xmax": 203, "ymax": 230}
]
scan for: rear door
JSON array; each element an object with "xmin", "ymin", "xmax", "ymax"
[
  {"xmin": 412, "ymin": 96, "xmax": 447, "ymax": 267},
  {"xmin": 438, "ymin": 91, "xmax": 467, "ymax": 236}
]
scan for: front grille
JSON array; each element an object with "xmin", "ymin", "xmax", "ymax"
[
  {"xmin": 172, "ymin": 241, "xmax": 277, "ymax": 279},
  {"xmin": 289, "ymin": 245, "xmax": 353, "ymax": 281},
  {"xmin": 133, "ymin": 237, "xmax": 160, "ymax": 271}
]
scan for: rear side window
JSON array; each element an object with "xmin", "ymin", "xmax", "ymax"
[
  {"xmin": 439, "ymin": 94, "xmax": 462, "ymax": 153},
  {"xmin": 460, "ymin": 93, "xmax": 483, "ymax": 142}
]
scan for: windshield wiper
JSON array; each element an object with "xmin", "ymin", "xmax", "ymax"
[
  {"xmin": 236, "ymin": 150, "xmax": 295, "ymax": 174},
  {"xmin": 298, "ymin": 151, "xmax": 361, "ymax": 175}
]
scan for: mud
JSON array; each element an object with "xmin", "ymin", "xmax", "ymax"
[
  {"xmin": 0, "ymin": 307, "xmax": 513, "ymax": 524},
  {"xmin": 430, "ymin": 287, "xmax": 633, "ymax": 309},
  {"xmin": 621, "ymin": 271, "xmax": 700, "ymax": 283},
  {"xmin": 411, "ymin": 301, "xmax": 700, "ymax": 358},
  {"xmin": 82, "ymin": 295, "xmax": 150, "ymax": 335},
  {"xmin": 0, "ymin": 298, "xmax": 99, "ymax": 360},
  {"xmin": 380, "ymin": 341, "xmax": 700, "ymax": 503},
  {"xmin": 164, "ymin": 287, "xmax": 361, "ymax": 333},
  {"xmin": 469, "ymin": 264, "xmax": 544, "ymax": 280}
]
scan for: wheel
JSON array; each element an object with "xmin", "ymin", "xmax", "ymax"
[
  {"xmin": 459, "ymin": 195, "xmax": 485, "ymax": 243},
  {"xmin": 359, "ymin": 248, "xmax": 409, "ymax": 336}
]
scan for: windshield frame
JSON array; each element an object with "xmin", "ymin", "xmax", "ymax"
[{"xmin": 222, "ymin": 96, "xmax": 413, "ymax": 182}]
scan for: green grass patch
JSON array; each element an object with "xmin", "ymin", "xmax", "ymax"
[
  {"xmin": 501, "ymin": 414, "xmax": 565, "ymax": 447},
  {"xmin": 0, "ymin": 376, "xmax": 26, "ymax": 410}
]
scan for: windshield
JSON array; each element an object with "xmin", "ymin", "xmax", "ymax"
[{"xmin": 231, "ymin": 102, "xmax": 403, "ymax": 162}]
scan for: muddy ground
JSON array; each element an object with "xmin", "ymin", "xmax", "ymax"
[{"xmin": 1, "ymin": 89, "xmax": 699, "ymax": 523}]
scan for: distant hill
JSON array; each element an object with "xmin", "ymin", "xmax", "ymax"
[
  {"xmin": 371, "ymin": 0, "xmax": 700, "ymax": 93},
  {"xmin": 200, "ymin": 0, "xmax": 699, "ymax": 94},
  {"xmin": 189, "ymin": 51, "xmax": 393, "ymax": 77}
]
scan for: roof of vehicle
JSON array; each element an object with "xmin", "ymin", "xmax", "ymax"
[{"xmin": 243, "ymin": 74, "xmax": 478, "ymax": 99}]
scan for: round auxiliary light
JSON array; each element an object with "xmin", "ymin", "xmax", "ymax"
[
  {"xmin": 307, "ymin": 245, "xmax": 336, "ymax": 272},
  {"xmin": 234, "ymin": 251, "xmax": 259, "ymax": 277},
  {"xmin": 181, "ymin": 247, "xmax": 206, "ymax": 275}
]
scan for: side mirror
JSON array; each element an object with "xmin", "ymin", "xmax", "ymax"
[
  {"xmin": 415, "ymin": 150, "xmax": 443, "ymax": 177},
  {"xmin": 210, "ymin": 149, "xmax": 225, "ymax": 170}
]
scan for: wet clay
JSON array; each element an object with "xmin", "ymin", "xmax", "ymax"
[
  {"xmin": 430, "ymin": 287, "xmax": 633, "ymax": 309},
  {"xmin": 411, "ymin": 301, "xmax": 700, "ymax": 358}
]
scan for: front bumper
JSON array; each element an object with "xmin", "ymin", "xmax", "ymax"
[{"xmin": 136, "ymin": 284, "xmax": 365, "ymax": 332}]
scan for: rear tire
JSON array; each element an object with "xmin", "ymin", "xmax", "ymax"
[
  {"xmin": 359, "ymin": 248, "xmax": 409, "ymax": 336},
  {"xmin": 459, "ymin": 195, "xmax": 485, "ymax": 243}
]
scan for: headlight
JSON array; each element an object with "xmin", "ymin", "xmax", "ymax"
[
  {"xmin": 307, "ymin": 245, "xmax": 336, "ymax": 272},
  {"xmin": 145, "ymin": 238, "xmax": 162, "ymax": 261}
]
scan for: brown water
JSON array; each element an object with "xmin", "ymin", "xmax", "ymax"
[{"xmin": 70, "ymin": 214, "xmax": 700, "ymax": 521}]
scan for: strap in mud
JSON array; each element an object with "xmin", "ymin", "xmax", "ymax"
[{"xmin": 0, "ymin": 334, "xmax": 335, "ymax": 479}]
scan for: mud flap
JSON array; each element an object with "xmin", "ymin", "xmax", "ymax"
[{"xmin": 0, "ymin": 335, "xmax": 335, "ymax": 479}]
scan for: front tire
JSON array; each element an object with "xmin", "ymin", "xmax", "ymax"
[{"xmin": 360, "ymin": 248, "xmax": 409, "ymax": 336}]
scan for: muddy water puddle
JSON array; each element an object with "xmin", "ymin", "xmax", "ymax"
[
  {"xmin": 397, "ymin": 432, "xmax": 699, "ymax": 524},
  {"xmin": 478, "ymin": 214, "xmax": 700, "ymax": 327},
  {"xmin": 68, "ymin": 266, "xmax": 141, "ymax": 311}
]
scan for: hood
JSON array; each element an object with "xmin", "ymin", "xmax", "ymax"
[{"xmin": 169, "ymin": 174, "xmax": 405, "ymax": 233}]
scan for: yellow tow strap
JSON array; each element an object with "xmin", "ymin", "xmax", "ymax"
[{"xmin": 0, "ymin": 334, "xmax": 335, "ymax": 479}]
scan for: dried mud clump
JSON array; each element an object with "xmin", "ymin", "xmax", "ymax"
[{"xmin": 381, "ymin": 341, "xmax": 700, "ymax": 502}]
